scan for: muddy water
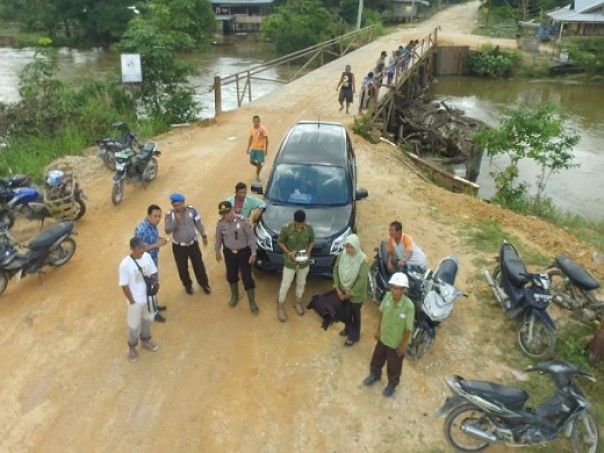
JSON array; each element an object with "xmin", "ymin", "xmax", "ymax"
[
  {"xmin": 429, "ymin": 76, "xmax": 604, "ymax": 220},
  {"xmin": 0, "ymin": 37, "xmax": 290, "ymax": 118}
]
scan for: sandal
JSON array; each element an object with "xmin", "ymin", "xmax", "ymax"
[
  {"xmin": 344, "ymin": 339, "xmax": 355, "ymax": 347},
  {"xmin": 142, "ymin": 340, "xmax": 159, "ymax": 352}
]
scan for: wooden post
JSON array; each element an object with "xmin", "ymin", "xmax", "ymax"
[{"xmin": 214, "ymin": 76, "xmax": 222, "ymax": 117}]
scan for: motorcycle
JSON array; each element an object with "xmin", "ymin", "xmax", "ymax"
[
  {"xmin": 436, "ymin": 359, "xmax": 599, "ymax": 452},
  {"xmin": 0, "ymin": 220, "xmax": 77, "ymax": 296},
  {"xmin": 111, "ymin": 142, "xmax": 160, "ymax": 205},
  {"xmin": 484, "ymin": 241, "xmax": 556, "ymax": 359},
  {"xmin": 546, "ymin": 255, "xmax": 603, "ymax": 321},
  {"xmin": 97, "ymin": 121, "xmax": 142, "ymax": 170},
  {"xmin": 0, "ymin": 171, "xmax": 87, "ymax": 230},
  {"xmin": 368, "ymin": 239, "xmax": 465, "ymax": 360}
]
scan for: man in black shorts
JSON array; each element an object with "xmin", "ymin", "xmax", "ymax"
[{"xmin": 336, "ymin": 64, "xmax": 355, "ymax": 114}]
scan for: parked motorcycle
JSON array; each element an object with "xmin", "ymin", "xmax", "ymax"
[
  {"xmin": 436, "ymin": 359, "xmax": 599, "ymax": 452},
  {"xmin": 0, "ymin": 171, "xmax": 87, "ymax": 230},
  {"xmin": 546, "ymin": 255, "xmax": 603, "ymax": 321},
  {"xmin": 111, "ymin": 142, "xmax": 160, "ymax": 205},
  {"xmin": 368, "ymin": 239, "xmax": 465, "ymax": 360},
  {"xmin": 97, "ymin": 121, "xmax": 141, "ymax": 170},
  {"xmin": 0, "ymin": 220, "xmax": 77, "ymax": 295},
  {"xmin": 484, "ymin": 241, "xmax": 555, "ymax": 359}
]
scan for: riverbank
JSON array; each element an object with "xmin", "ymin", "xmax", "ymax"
[{"xmin": 1, "ymin": 3, "xmax": 602, "ymax": 451}]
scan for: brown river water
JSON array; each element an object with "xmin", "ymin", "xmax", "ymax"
[{"xmin": 0, "ymin": 45, "xmax": 602, "ymax": 220}]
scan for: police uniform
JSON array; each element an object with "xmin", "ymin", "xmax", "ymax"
[
  {"xmin": 164, "ymin": 193, "xmax": 211, "ymax": 295},
  {"xmin": 215, "ymin": 201, "xmax": 259, "ymax": 314}
]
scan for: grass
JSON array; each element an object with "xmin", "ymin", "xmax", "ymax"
[
  {"xmin": 0, "ymin": 20, "xmax": 44, "ymax": 46},
  {"xmin": 472, "ymin": 9, "xmax": 519, "ymax": 39}
]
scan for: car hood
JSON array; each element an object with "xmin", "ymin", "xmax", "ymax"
[{"xmin": 261, "ymin": 202, "xmax": 352, "ymax": 241}]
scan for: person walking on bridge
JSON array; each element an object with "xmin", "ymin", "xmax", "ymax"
[
  {"xmin": 246, "ymin": 115, "xmax": 268, "ymax": 182},
  {"xmin": 336, "ymin": 64, "xmax": 355, "ymax": 114}
]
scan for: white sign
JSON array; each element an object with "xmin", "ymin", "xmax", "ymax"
[{"xmin": 121, "ymin": 53, "xmax": 142, "ymax": 83}]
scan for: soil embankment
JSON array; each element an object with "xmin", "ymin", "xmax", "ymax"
[{"xmin": 1, "ymin": 3, "xmax": 601, "ymax": 451}]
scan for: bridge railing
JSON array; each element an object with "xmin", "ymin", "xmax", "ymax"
[{"xmin": 211, "ymin": 26, "xmax": 375, "ymax": 116}]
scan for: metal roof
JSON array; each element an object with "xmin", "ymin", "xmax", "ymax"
[{"xmin": 548, "ymin": 0, "xmax": 604, "ymax": 22}]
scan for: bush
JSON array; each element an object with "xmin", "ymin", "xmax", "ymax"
[{"xmin": 467, "ymin": 44, "xmax": 523, "ymax": 78}]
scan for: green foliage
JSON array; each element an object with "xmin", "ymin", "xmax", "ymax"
[
  {"xmin": 261, "ymin": 0, "xmax": 338, "ymax": 55},
  {"xmin": 467, "ymin": 44, "xmax": 523, "ymax": 78},
  {"xmin": 116, "ymin": 3, "xmax": 201, "ymax": 125},
  {"xmin": 563, "ymin": 37, "xmax": 604, "ymax": 77},
  {"xmin": 473, "ymin": 103, "xmax": 579, "ymax": 211},
  {"xmin": 352, "ymin": 114, "xmax": 379, "ymax": 144}
]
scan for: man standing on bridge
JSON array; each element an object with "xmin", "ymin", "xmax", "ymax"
[
  {"xmin": 336, "ymin": 64, "xmax": 355, "ymax": 114},
  {"xmin": 246, "ymin": 115, "xmax": 269, "ymax": 182}
]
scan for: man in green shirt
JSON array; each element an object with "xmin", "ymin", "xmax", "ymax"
[
  {"xmin": 363, "ymin": 272, "xmax": 415, "ymax": 397},
  {"xmin": 277, "ymin": 209, "xmax": 315, "ymax": 322}
]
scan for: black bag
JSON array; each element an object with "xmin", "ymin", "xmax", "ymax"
[{"xmin": 131, "ymin": 256, "xmax": 159, "ymax": 296}]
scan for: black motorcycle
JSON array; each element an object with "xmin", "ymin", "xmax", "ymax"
[
  {"xmin": 97, "ymin": 121, "xmax": 141, "ymax": 170},
  {"xmin": 368, "ymin": 239, "xmax": 465, "ymax": 360},
  {"xmin": 484, "ymin": 241, "xmax": 555, "ymax": 359},
  {"xmin": 111, "ymin": 142, "xmax": 160, "ymax": 205},
  {"xmin": 546, "ymin": 255, "xmax": 603, "ymax": 321},
  {"xmin": 437, "ymin": 360, "xmax": 599, "ymax": 452},
  {"xmin": 0, "ymin": 220, "xmax": 77, "ymax": 296}
]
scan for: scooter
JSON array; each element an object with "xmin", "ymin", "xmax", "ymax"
[
  {"xmin": 0, "ymin": 220, "xmax": 77, "ymax": 296},
  {"xmin": 97, "ymin": 121, "xmax": 141, "ymax": 170},
  {"xmin": 406, "ymin": 255, "xmax": 465, "ymax": 360},
  {"xmin": 367, "ymin": 239, "xmax": 464, "ymax": 359},
  {"xmin": 437, "ymin": 360, "xmax": 599, "ymax": 452},
  {"xmin": 546, "ymin": 255, "xmax": 603, "ymax": 321},
  {"xmin": 484, "ymin": 241, "xmax": 555, "ymax": 359},
  {"xmin": 111, "ymin": 142, "xmax": 160, "ymax": 205},
  {"xmin": 0, "ymin": 172, "xmax": 87, "ymax": 230}
]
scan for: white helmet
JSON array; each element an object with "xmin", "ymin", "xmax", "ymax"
[
  {"xmin": 388, "ymin": 272, "xmax": 409, "ymax": 288},
  {"xmin": 46, "ymin": 170, "xmax": 64, "ymax": 187}
]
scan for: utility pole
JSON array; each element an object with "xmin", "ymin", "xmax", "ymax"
[{"xmin": 356, "ymin": 0, "xmax": 364, "ymax": 30}]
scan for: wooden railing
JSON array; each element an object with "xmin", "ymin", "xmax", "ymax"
[{"xmin": 212, "ymin": 26, "xmax": 375, "ymax": 116}]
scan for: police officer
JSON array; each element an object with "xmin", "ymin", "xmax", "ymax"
[
  {"xmin": 215, "ymin": 201, "xmax": 259, "ymax": 315},
  {"xmin": 164, "ymin": 193, "xmax": 211, "ymax": 296}
]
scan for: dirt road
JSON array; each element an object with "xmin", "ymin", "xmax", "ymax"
[{"xmin": 1, "ymin": 3, "xmax": 600, "ymax": 452}]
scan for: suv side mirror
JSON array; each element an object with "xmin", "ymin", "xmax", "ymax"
[
  {"xmin": 355, "ymin": 188, "xmax": 368, "ymax": 200},
  {"xmin": 251, "ymin": 181, "xmax": 264, "ymax": 195}
]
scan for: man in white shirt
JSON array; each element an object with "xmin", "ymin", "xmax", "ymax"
[{"xmin": 119, "ymin": 237, "xmax": 160, "ymax": 362}]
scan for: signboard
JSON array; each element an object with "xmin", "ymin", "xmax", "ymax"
[{"xmin": 120, "ymin": 53, "xmax": 142, "ymax": 83}]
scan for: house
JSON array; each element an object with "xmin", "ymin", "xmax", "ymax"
[
  {"xmin": 391, "ymin": 0, "xmax": 430, "ymax": 21},
  {"xmin": 211, "ymin": 0, "xmax": 275, "ymax": 34},
  {"xmin": 547, "ymin": 0, "xmax": 604, "ymax": 36}
]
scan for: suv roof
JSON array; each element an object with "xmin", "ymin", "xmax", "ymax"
[{"xmin": 276, "ymin": 121, "xmax": 348, "ymax": 167}]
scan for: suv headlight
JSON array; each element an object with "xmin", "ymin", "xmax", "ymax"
[
  {"xmin": 256, "ymin": 221, "xmax": 273, "ymax": 251},
  {"xmin": 330, "ymin": 227, "xmax": 352, "ymax": 256}
]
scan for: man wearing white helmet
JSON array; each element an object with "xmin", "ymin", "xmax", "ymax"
[{"xmin": 363, "ymin": 272, "xmax": 415, "ymax": 397}]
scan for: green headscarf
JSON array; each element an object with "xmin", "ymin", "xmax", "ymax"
[{"xmin": 337, "ymin": 234, "xmax": 367, "ymax": 291}]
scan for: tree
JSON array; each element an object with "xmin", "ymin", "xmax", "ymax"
[
  {"xmin": 261, "ymin": 0, "xmax": 337, "ymax": 55},
  {"xmin": 116, "ymin": 1, "xmax": 203, "ymax": 124},
  {"xmin": 473, "ymin": 103, "xmax": 579, "ymax": 212}
]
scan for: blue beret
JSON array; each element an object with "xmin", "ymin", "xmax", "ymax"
[{"xmin": 169, "ymin": 192, "xmax": 185, "ymax": 202}]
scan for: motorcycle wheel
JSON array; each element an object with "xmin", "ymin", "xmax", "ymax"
[
  {"xmin": 73, "ymin": 198, "xmax": 86, "ymax": 220},
  {"xmin": 102, "ymin": 149, "xmax": 116, "ymax": 170},
  {"xmin": 406, "ymin": 328, "xmax": 432, "ymax": 360},
  {"xmin": 0, "ymin": 270, "xmax": 8, "ymax": 295},
  {"xmin": 572, "ymin": 411, "xmax": 599, "ymax": 453},
  {"xmin": 0, "ymin": 210, "xmax": 15, "ymax": 230},
  {"xmin": 516, "ymin": 318, "xmax": 555, "ymax": 359},
  {"xmin": 142, "ymin": 157, "xmax": 158, "ymax": 181},
  {"xmin": 47, "ymin": 238, "xmax": 77, "ymax": 267},
  {"xmin": 444, "ymin": 404, "xmax": 492, "ymax": 452},
  {"xmin": 111, "ymin": 181, "xmax": 124, "ymax": 206}
]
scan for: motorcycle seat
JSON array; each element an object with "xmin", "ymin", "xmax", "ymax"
[
  {"xmin": 554, "ymin": 255, "xmax": 600, "ymax": 291},
  {"xmin": 501, "ymin": 244, "xmax": 528, "ymax": 287},
  {"xmin": 29, "ymin": 220, "xmax": 74, "ymax": 251},
  {"xmin": 460, "ymin": 379, "xmax": 529, "ymax": 410},
  {"xmin": 0, "ymin": 174, "xmax": 31, "ymax": 189}
]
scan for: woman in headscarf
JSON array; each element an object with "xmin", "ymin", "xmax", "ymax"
[{"xmin": 333, "ymin": 234, "xmax": 369, "ymax": 346}]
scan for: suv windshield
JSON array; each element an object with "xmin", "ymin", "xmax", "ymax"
[{"xmin": 267, "ymin": 163, "xmax": 349, "ymax": 206}]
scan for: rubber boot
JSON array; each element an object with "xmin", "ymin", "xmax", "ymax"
[
  {"xmin": 228, "ymin": 283, "xmax": 239, "ymax": 307},
  {"xmin": 246, "ymin": 289, "xmax": 259, "ymax": 315},
  {"xmin": 294, "ymin": 298, "xmax": 305, "ymax": 316},
  {"xmin": 277, "ymin": 302, "xmax": 287, "ymax": 323}
]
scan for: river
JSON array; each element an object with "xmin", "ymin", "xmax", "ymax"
[
  {"xmin": 429, "ymin": 76, "xmax": 604, "ymax": 221},
  {"xmin": 1, "ymin": 45, "xmax": 602, "ymax": 220}
]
